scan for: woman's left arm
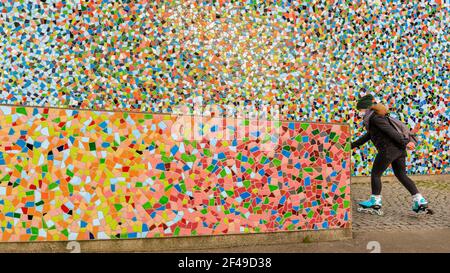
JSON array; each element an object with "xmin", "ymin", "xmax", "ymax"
[{"xmin": 351, "ymin": 132, "xmax": 370, "ymax": 149}]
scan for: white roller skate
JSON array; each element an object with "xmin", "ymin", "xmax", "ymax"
[
  {"xmin": 412, "ymin": 194, "xmax": 434, "ymax": 215},
  {"xmin": 357, "ymin": 195, "xmax": 384, "ymax": 216}
]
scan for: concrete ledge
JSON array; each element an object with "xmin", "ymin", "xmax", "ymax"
[
  {"xmin": 0, "ymin": 228, "xmax": 352, "ymax": 253},
  {"xmin": 351, "ymin": 174, "xmax": 450, "ymax": 184}
]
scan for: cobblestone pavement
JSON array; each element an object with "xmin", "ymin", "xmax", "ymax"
[{"xmin": 351, "ymin": 180, "xmax": 450, "ymax": 231}]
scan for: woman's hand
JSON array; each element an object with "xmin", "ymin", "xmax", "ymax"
[{"xmin": 406, "ymin": 142, "xmax": 416, "ymax": 150}]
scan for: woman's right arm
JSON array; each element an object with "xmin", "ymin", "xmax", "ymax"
[{"xmin": 351, "ymin": 132, "xmax": 370, "ymax": 149}]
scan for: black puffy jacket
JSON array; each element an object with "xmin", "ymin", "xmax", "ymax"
[{"xmin": 351, "ymin": 112, "xmax": 410, "ymax": 156}]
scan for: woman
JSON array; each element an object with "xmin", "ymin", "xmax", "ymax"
[{"xmin": 351, "ymin": 94, "xmax": 431, "ymax": 215}]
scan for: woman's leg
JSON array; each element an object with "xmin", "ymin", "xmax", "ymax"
[
  {"xmin": 391, "ymin": 156, "xmax": 419, "ymax": 195},
  {"xmin": 371, "ymin": 153, "xmax": 393, "ymax": 195}
]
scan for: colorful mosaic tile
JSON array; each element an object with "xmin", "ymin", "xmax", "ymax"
[
  {"xmin": 0, "ymin": 106, "xmax": 350, "ymax": 241},
  {"xmin": 0, "ymin": 0, "xmax": 447, "ymax": 175}
]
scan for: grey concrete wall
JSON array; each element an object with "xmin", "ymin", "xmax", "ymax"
[{"xmin": 0, "ymin": 228, "xmax": 352, "ymax": 253}]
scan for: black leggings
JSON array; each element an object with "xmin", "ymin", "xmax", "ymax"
[{"xmin": 371, "ymin": 152, "xmax": 419, "ymax": 196}]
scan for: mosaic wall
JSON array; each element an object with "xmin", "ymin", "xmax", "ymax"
[
  {"xmin": 1, "ymin": 0, "xmax": 448, "ymax": 176},
  {"xmin": 0, "ymin": 0, "xmax": 450, "ymax": 175},
  {"xmin": 0, "ymin": 106, "xmax": 350, "ymax": 241}
]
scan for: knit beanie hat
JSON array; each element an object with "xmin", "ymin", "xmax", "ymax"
[{"xmin": 356, "ymin": 94, "xmax": 375, "ymax": 110}]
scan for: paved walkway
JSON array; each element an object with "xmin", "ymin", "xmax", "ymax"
[
  {"xmin": 173, "ymin": 229, "xmax": 450, "ymax": 253},
  {"xmin": 174, "ymin": 179, "xmax": 450, "ymax": 253},
  {"xmin": 352, "ymin": 180, "xmax": 450, "ymax": 232}
]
